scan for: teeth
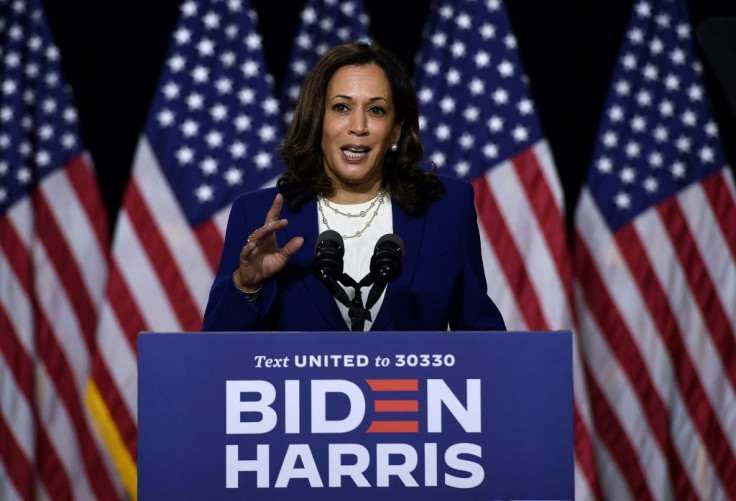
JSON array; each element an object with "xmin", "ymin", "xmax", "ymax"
[{"xmin": 343, "ymin": 148, "xmax": 368, "ymax": 160}]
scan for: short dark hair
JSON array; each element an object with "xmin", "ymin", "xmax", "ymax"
[{"xmin": 277, "ymin": 42, "xmax": 444, "ymax": 215}]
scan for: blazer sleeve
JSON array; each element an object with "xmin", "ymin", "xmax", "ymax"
[
  {"xmin": 449, "ymin": 180, "xmax": 506, "ymax": 331},
  {"xmin": 201, "ymin": 192, "xmax": 278, "ymax": 331}
]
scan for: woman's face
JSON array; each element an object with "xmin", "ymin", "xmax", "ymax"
[{"xmin": 321, "ymin": 64, "xmax": 401, "ymax": 197}]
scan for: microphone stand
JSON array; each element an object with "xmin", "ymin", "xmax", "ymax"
[{"xmin": 337, "ymin": 273, "xmax": 374, "ymax": 332}]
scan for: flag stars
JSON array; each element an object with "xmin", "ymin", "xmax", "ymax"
[
  {"xmin": 224, "ymin": 167, "xmax": 243, "ymax": 185},
  {"xmin": 597, "ymin": 156, "xmax": 613, "ymax": 173},
  {"xmin": 602, "ymin": 131, "xmax": 618, "ymax": 148},
  {"xmin": 446, "ymin": 69, "xmax": 462, "ymax": 86},
  {"xmin": 622, "ymin": 53, "xmax": 637, "ymax": 70},
  {"xmin": 614, "ymin": 191, "xmax": 631, "ymax": 209},
  {"xmin": 234, "ymin": 115, "xmax": 251, "ymax": 131},
  {"xmin": 456, "ymin": 12, "xmax": 472, "ymax": 29},
  {"xmin": 479, "ymin": 23, "xmax": 495, "ymax": 39},
  {"xmin": 262, "ymin": 97, "xmax": 279, "ymax": 115},
  {"xmin": 458, "ymin": 133, "xmax": 474, "ymax": 149},
  {"xmin": 210, "ymin": 103, "xmax": 227, "ymax": 121},
  {"xmin": 195, "ymin": 184, "xmax": 214, "ymax": 202},
  {"xmin": 435, "ymin": 124, "xmax": 451, "ymax": 141},
  {"xmin": 205, "ymin": 130, "xmax": 223, "ymax": 148},
  {"xmin": 675, "ymin": 136, "xmax": 691, "ymax": 152},
  {"xmin": 624, "ymin": 141, "xmax": 640, "ymax": 158},
  {"xmin": 440, "ymin": 96, "xmax": 456, "ymax": 113},
  {"xmin": 469, "ymin": 78, "xmax": 484, "ymax": 95},
  {"xmin": 497, "ymin": 60, "xmax": 514, "ymax": 77},
  {"xmin": 186, "ymin": 93, "xmax": 204, "ymax": 110},
  {"xmin": 244, "ymin": 33, "xmax": 262, "ymax": 51},
  {"xmin": 181, "ymin": 0, "xmax": 197, "ymax": 16},
  {"xmin": 504, "ymin": 34, "xmax": 517, "ymax": 50},
  {"xmin": 181, "ymin": 119, "xmax": 199, "ymax": 137},
  {"xmin": 176, "ymin": 146, "xmax": 194, "ymax": 165},
  {"xmin": 463, "ymin": 106, "xmax": 480, "ymax": 122},
  {"xmin": 157, "ymin": 109, "xmax": 175, "ymax": 127},
  {"xmin": 659, "ymin": 100, "xmax": 674, "ymax": 117},
  {"xmin": 630, "ymin": 115, "xmax": 646, "ymax": 132},
  {"xmin": 455, "ymin": 161, "xmax": 471, "ymax": 177},
  {"xmin": 220, "ymin": 52, "xmax": 236, "ymax": 67},
  {"xmin": 705, "ymin": 121, "xmax": 718, "ymax": 137},
  {"xmin": 483, "ymin": 143, "xmax": 498, "ymax": 159},
  {"xmin": 620, "ymin": 167, "xmax": 636, "ymax": 184},
  {"xmin": 257, "ymin": 124, "xmax": 277, "ymax": 142},
  {"xmin": 240, "ymin": 60, "xmax": 259, "ymax": 78},
  {"xmin": 643, "ymin": 176, "xmax": 658, "ymax": 193},
  {"xmin": 636, "ymin": 90, "xmax": 652, "ymax": 106},
  {"xmin": 487, "ymin": 115, "xmax": 503, "ymax": 132},
  {"xmin": 173, "ymin": 27, "xmax": 191, "ymax": 45},
  {"xmin": 238, "ymin": 88, "xmax": 255, "ymax": 105},
  {"xmin": 17, "ymin": 167, "xmax": 33, "ymax": 184},
  {"xmin": 512, "ymin": 126, "xmax": 528, "ymax": 142},
  {"xmin": 418, "ymin": 88, "xmax": 433, "ymax": 103},
  {"xmin": 431, "ymin": 32, "xmax": 447, "ymax": 47},
  {"xmin": 649, "ymin": 38, "xmax": 663, "ymax": 55},
  {"xmin": 254, "ymin": 151, "xmax": 272, "ymax": 169},
  {"xmin": 664, "ymin": 73, "xmax": 680, "ymax": 90},
  {"xmin": 670, "ymin": 48, "xmax": 685, "ymax": 65},
  {"xmin": 642, "ymin": 64, "xmax": 658, "ymax": 81},
  {"xmin": 430, "ymin": 151, "xmax": 446, "ymax": 167},
  {"xmin": 609, "ymin": 105, "xmax": 624, "ymax": 122},
  {"xmin": 162, "ymin": 82, "xmax": 180, "ymax": 99},
  {"xmin": 615, "ymin": 80, "xmax": 631, "ymax": 96},
  {"xmin": 671, "ymin": 162, "xmax": 686, "ymax": 178},
  {"xmin": 699, "ymin": 146, "xmax": 714, "ymax": 163},
  {"xmin": 215, "ymin": 77, "xmax": 232, "ymax": 94},
  {"xmin": 168, "ymin": 55, "xmax": 186, "ymax": 72},
  {"xmin": 424, "ymin": 59, "xmax": 440, "ymax": 75},
  {"xmin": 492, "ymin": 88, "xmax": 509, "ymax": 104},
  {"xmin": 229, "ymin": 141, "xmax": 246, "ymax": 158},
  {"xmin": 518, "ymin": 99, "xmax": 534, "ymax": 115},
  {"xmin": 450, "ymin": 41, "xmax": 466, "ymax": 57},
  {"xmin": 687, "ymin": 84, "xmax": 702, "ymax": 101},
  {"xmin": 199, "ymin": 157, "xmax": 218, "ymax": 175},
  {"xmin": 648, "ymin": 151, "xmax": 663, "ymax": 168},
  {"xmin": 203, "ymin": 12, "xmax": 221, "ymax": 29},
  {"xmin": 474, "ymin": 51, "xmax": 491, "ymax": 68},
  {"xmin": 196, "ymin": 38, "xmax": 215, "ymax": 57},
  {"xmin": 681, "ymin": 109, "xmax": 697, "ymax": 127}
]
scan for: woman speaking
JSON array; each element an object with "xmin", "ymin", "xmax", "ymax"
[{"xmin": 203, "ymin": 42, "xmax": 505, "ymax": 332}]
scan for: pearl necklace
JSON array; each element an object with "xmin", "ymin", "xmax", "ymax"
[{"xmin": 317, "ymin": 190, "xmax": 385, "ymax": 239}]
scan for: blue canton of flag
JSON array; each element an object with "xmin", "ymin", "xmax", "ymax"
[
  {"xmin": 587, "ymin": 0, "xmax": 727, "ymax": 231},
  {"xmin": 280, "ymin": 0, "xmax": 371, "ymax": 127},
  {"xmin": 148, "ymin": 0, "xmax": 283, "ymax": 227},
  {"xmin": 0, "ymin": 2, "xmax": 83, "ymax": 212},
  {"xmin": 414, "ymin": 0, "xmax": 542, "ymax": 180}
]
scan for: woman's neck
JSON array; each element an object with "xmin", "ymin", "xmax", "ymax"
[{"xmin": 326, "ymin": 183, "xmax": 383, "ymax": 204}]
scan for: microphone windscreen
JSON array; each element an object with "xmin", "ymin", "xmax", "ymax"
[
  {"xmin": 375, "ymin": 233, "xmax": 404, "ymax": 258},
  {"xmin": 315, "ymin": 229, "xmax": 344, "ymax": 251}
]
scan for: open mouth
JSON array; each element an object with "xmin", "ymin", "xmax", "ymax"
[{"xmin": 342, "ymin": 147, "xmax": 370, "ymax": 161}]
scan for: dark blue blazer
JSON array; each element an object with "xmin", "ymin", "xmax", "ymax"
[{"xmin": 202, "ymin": 176, "xmax": 506, "ymax": 332}]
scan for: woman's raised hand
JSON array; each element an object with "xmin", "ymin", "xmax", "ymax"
[{"xmin": 234, "ymin": 194, "xmax": 304, "ymax": 291}]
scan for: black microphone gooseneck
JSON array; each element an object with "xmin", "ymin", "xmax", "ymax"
[
  {"xmin": 365, "ymin": 234, "xmax": 404, "ymax": 309},
  {"xmin": 311, "ymin": 230, "xmax": 352, "ymax": 309}
]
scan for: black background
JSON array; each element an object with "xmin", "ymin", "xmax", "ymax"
[{"xmin": 40, "ymin": 1, "xmax": 736, "ymax": 232}]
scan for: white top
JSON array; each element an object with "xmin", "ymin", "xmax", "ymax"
[{"xmin": 317, "ymin": 193, "xmax": 393, "ymax": 331}]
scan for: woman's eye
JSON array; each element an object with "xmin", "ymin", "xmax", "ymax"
[
  {"xmin": 333, "ymin": 103, "xmax": 349, "ymax": 112},
  {"xmin": 369, "ymin": 106, "xmax": 386, "ymax": 115}
]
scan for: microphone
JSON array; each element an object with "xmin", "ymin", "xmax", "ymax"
[
  {"xmin": 311, "ymin": 230, "xmax": 351, "ymax": 308},
  {"xmin": 365, "ymin": 233, "xmax": 404, "ymax": 309}
]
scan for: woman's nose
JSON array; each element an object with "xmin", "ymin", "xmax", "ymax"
[{"xmin": 349, "ymin": 114, "xmax": 368, "ymax": 136}]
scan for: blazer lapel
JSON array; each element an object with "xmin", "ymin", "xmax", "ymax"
[
  {"xmin": 370, "ymin": 203, "xmax": 426, "ymax": 330},
  {"xmin": 282, "ymin": 199, "xmax": 348, "ymax": 330}
]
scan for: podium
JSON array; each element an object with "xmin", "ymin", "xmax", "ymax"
[{"xmin": 138, "ymin": 331, "xmax": 573, "ymax": 500}]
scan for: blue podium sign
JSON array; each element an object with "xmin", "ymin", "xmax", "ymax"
[{"xmin": 138, "ymin": 331, "xmax": 573, "ymax": 500}]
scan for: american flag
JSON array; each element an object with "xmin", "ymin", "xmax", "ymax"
[
  {"xmin": 413, "ymin": 0, "xmax": 600, "ymax": 498},
  {"xmin": 0, "ymin": 0, "xmax": 122, "ymax": 499},
  {"xmin": 574, "ymin": 0, "xmax": 736, "ymax": 499},
  {"xmin": 87, "ymin": 0, "xmax": 283, "ymax": 496},
  {"xmin": 280, "ymin": 0, "xmax": 370, "ymax": 127}
]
